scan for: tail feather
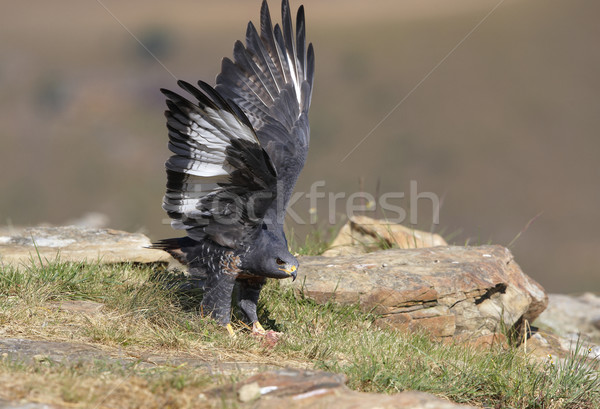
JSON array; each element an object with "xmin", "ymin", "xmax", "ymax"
[{"xmin": 151, "ymin": 237, "xmax": 197, "ymax": 266}]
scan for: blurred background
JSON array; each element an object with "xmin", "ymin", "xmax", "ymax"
[{"xmin": 1, "ymin": 0, "xmax": 598, "ymax": 293}]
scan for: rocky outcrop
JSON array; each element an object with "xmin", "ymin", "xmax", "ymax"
[
  {"xmin": 0, "ymin": 226, "xmax": 548, "ymax": 342},
  {"xmin": 323, "ymin": 215, "xmax": 446, "ymax": 257},
  {"xmin": 207, "ymin": 369, "xmax": 476, "ymax": 409},
  {"xmin": 293, "ymin": 245, "xmax": 547, "ymax": 340},
  {"xmin": 0, "ymin": 226, "xmax": 170, "ymax": 266}
]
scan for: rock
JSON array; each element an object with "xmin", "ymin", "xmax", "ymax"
[
  {"xmin": 0, "ymin": 399, "xmax": 57, "ymax": 409},
  {"xmin": 0, "ymin": 338, "xmax": 112, "ymax": 365},
  {"xmin": 0, "ymin": 337, "xmax": 279, "ymax": 376},
  {"xmin": 0, "ymin": 226, "xmax": 171, "ymax": 266},
  {"xmin": 451, "ymin": 332, "xmax": 509, "ymax": 350},
  {"xmin": 208, "ymin": 369, "xmax": 476, "ymax": 408},
  {"xmin": 1, "ymin": 339, "xmax": 477, "ymax": 409},
  {"xmin": 323, "ymin": 215, "xmax": 446, "ymax": 257},
  {"xmin": 0, "ymin": 337, "xmax": 281, "ymax": 379},
  {"xmin": 293, "ymin": 245, "xmax": 547, "ymax": 340},
  {"xmin": 525, "ymin": 330, "xmax": 571, "ymax": 361},
  {"xmin": 526, "ymin": 329, "xmax": 600, "ymax": 365},
  {"xmin": 238, "ymin": 382, "xmax": 262, "ymax": 402},
  {"xmin": 529, "ymin": 292, "xmax": 600, "ymax": 363},
  {"xmin": 534, "ymin": 293, "xmax": 600, "ymax": 346}
]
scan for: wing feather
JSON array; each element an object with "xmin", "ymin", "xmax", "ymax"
[
  {"xmin": 215, "ymin": 0, "xmax": 314, "ymax": 215},
  {"xmin": 295, "ymin": 5, "xmax": 306, "ymax": 81},
  {"xmin": 246, "ymin": 22, "xmax": 282, "ymax": 97},
  {"xmin": 161, "ymin": 82, "xmax": 277, "ymax": 248},
  {"xmin": 281, "ymin": 0, "xmax": 300, "ymax": 99},
  {"xmin": 161, "ymin": 0, "xmax": 314, "ymax": 248}
]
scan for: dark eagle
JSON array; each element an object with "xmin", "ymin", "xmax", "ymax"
[{"xmin": 153, "ymin": 0, "xmax": 314, "ymax": 336}]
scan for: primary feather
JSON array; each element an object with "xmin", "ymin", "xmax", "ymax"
[{"xmin": 216, "ymin": 0, "xmax": 314, "ymax": 212}]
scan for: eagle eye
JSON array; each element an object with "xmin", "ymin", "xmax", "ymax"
[{"xmin": 275, "ymin": 258, "xmax": 286, "ymax": 266}]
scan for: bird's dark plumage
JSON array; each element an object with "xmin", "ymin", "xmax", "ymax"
[{"xmin": 154, "ymin": 0, "xmax": 314, "ymax": 331}]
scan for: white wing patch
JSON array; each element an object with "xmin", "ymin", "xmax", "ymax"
[{"xmin": 161, "ymin": 85, "xmax": 263, "ymax": 231}]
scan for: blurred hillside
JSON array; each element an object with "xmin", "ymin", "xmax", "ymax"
[{"xmin": 1, "ymin": 0, "xmax": 598, "ymax": 293}]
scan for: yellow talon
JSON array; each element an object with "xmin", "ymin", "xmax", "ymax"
[
  {"xmin": 252, "ymin": 321, "xmax": 266, "ymax": 334},
  {"xmin": 226, "ymin": 323, "xmax": 235, "ymax": 337}
]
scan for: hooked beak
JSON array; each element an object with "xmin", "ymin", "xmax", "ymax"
[{"xmin": 278, "ymin": 264, "xmax": 297, "ymax": 281}]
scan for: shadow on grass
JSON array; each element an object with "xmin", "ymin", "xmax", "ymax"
[{"xmin": 147, "ymin": 263, "xmax": 283, "ymax": 332}]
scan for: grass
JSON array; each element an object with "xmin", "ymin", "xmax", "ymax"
[
  {"xmin": 0, "ymin": 258, "xmax": 599, "ymax": 408},
  {"xmin": 0, "ymin": 356, "xmax": 215, "ymax": 408},
  {"xmin": 288, "ymin": 223, "xmax": 340, "ymax": 256}
]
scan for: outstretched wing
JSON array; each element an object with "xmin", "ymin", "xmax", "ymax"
[
  {"xmin": 161, "ymin": 80, "xmax": 278, "ymax": 249},
  {"xmin": 215, "ymin": 0, "xmax": 315, "ymax": 212}
]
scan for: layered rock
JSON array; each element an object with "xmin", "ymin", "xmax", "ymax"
[
  {"xmin": 0, "ymin": 226, "xmax": 548, "ymax": 342},
  {"xmin": 293, "ymin": 245, "xmax": 547, "ymax": 340},
  {"xmin": 0, "ymin": 226, "xmax": 170, "ymax": 266},
  {"xmin": 322, "ymin": 215, "xmax": 446, "ymax": 257}
]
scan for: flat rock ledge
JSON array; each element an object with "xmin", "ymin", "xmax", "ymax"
[
  {"xmin": 0, "ymin": 226, "xmax": 170, "ymax": 266},
  {"xmin": 206, "ymin": 369, "xmax": 476, "ymax": 409},
  {"xmin": 0, "ymin": 338, "xmax": 276, "ymax": 376},
  {"xmin": 292, "ymin": 245, "xmax": 547, "ymax": 340},
  {"xmin": 0, "ymin": 399, "xmax": 55, "ymax": 409}
]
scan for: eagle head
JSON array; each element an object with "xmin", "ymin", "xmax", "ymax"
[{"xmin": 240, "ymin": 229, "xmax": 298, "ymax": 281}]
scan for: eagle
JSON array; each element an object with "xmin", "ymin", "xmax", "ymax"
[{"xmin": 153, "ymin": 0, "xmax": 314, "ymax": 336}]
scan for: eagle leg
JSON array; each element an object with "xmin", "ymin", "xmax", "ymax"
[
  {"xmin": 238, "ymin": 277, "xmax": 282, "ymax": 345},
  {"xmin": 237, "ymin": 277, "xmax": 266, "ymax": 328},
  {"xmin": 200, "ymin": 271, "xmax": 237, "ymax": 328}
]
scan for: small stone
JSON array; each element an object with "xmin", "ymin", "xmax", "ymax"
[
  {"xmin": 32, "ymin": 354, "xmax": 47, "ymax": 362},
  {"xmin": 531, "ymin": 332, "xmax": 550, "ymax": 346},
  {"xmin": 238, "ymin": 382, "xmax": 261, "ymax": 402}
]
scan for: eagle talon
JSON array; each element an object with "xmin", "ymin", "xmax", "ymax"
[
  {"xmin": 226, "ymin": 323, "xmax": 236, "ymax": 337},
  {"xmin": 252, "ymin": 321, "xmax": 266, "ymax": 334},
  {"xmin": 251, "ymin": 322, "xmax": 282, "ymax": 347}
]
